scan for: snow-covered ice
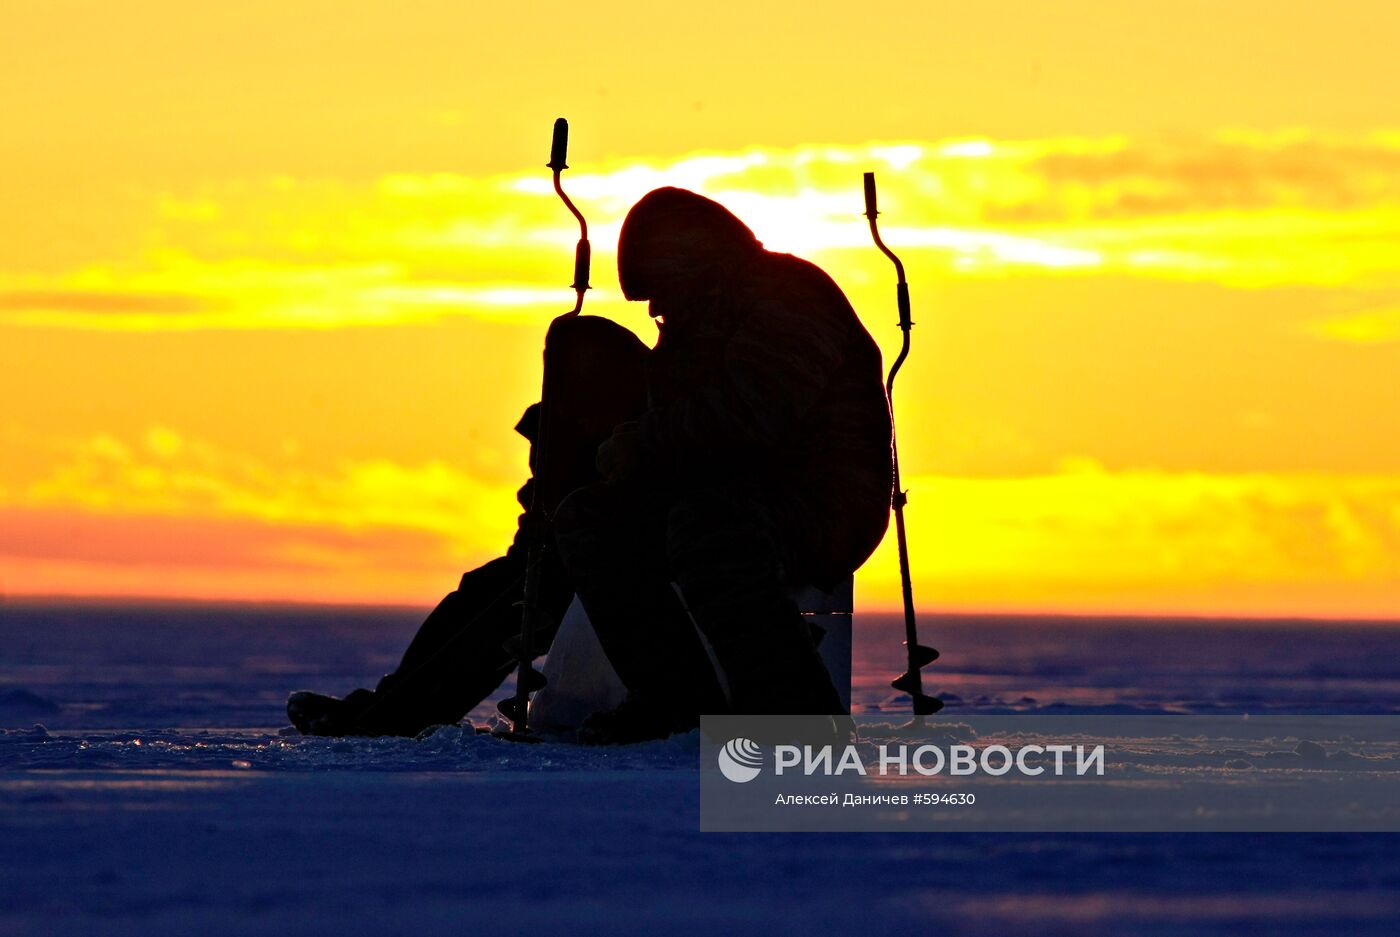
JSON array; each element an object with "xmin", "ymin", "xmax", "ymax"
[{"xmin": 3, "ymin": 602, "xmax": 1399, "ymax": 935}]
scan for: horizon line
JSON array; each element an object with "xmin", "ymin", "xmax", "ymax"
[{"xmin": 3, "ymin": 592, "xmax": 1397, "ymax": 627}]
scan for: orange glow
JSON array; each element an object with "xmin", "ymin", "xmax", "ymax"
[{"xmin": 2, "ymin": 3, "xmax": 1398, "ymax": 618}]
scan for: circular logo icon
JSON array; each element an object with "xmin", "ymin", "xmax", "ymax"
[{"xmin": 718, "ymin": 737, "xmax": 764, "ymax": 783}]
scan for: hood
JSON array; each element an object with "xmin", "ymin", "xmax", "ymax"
[{"xmin": 617, "ymin": 187, "xmax": 762, "ymax": 301}]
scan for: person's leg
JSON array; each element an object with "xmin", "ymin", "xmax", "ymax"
[
  {"xmin": 288, "ymin": 546, "xmax": 574, "ymax": 737},
  {"xmin": 553, "ymin": 482, "xmax": 728, "ymax": 729},
  {"xmin": 382, "ymin": 546, "xmax": 574, "ymax": 729},
  {"xmin": 667, "ymin": 487, "xmax": 846, "ymax": 716},
  {"xmin": 288, "ymin": 472, "xmax": 574, "ymax": 738},
  {"xmin": 289, "ymin": 317, "xmax": 649, "ymax": 737}
]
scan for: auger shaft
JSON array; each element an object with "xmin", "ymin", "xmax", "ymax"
[{"xmin": 863, "ymin": 171, "xmax": 941, "ymax": 724}]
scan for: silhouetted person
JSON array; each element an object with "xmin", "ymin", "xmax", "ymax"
[
  {"xmin": 555, "ymin": 188, "xmax": 892, "ymax": 741},
  {"xmin": 288, "ymin": 187, "xmax": 891, "ymax": 741},
  {"xmin": 286, "ymin": 315, "xmax": 648, "ymax": 737}
]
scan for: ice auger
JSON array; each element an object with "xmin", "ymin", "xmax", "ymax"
[
  {"xmin": 863, "ymin": 171, "xmax": 942, "ymax": 723},
  {"xmin": 497, "ymin": 118, "xmax": 592, "ymax": 739}
]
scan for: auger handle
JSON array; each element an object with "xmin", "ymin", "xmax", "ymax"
[
  {"xmin": 549, "ymin": 118, "xmax": 590, "ymax": 304},
  {"xmin": 549, "ymin": 118, "xmax": 569, "ymax": 172}
]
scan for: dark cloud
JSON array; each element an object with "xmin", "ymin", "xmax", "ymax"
[
  {"xmin": 0, "ymin": 507, "xmax": 450, "ymax": 570},
  {"xmin": 0, "ymin": 291, "xmax": 224, "ymax": 315},
  {"xmin": 983, "ymin": 137, "xmax": 1400, "ymax": 223}
]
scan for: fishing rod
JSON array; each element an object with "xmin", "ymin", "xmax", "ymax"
[
  {"xmin": 863, "ymin": 171, "xmax": 942, "ymax": 724},
  {"xmin": 497, "ymin": 117, "xmax": 591, "ymax": 739}
]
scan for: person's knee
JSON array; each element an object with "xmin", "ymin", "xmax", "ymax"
[
  {"xmin": 667, "ymin": 488, "xmax": 787, "ymax": 603},
  {"xmin": 457, "ymin": 553, "xmax": 522, "ymax": 594},
  {"xmin": 667, "ymin": 487, "xmax": 766, "ymax": 542},
  {"xmin": 552, "ymin": 482, "xmax": 613, "ymax": 537},
  {"xmin": 554, "ymin": 482, "xmax": 632, "ymax": 580}
]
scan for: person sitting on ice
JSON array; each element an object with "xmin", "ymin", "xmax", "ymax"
[
  {"xmin": 287, "ymin": 187, "xmax": 892, "ymax": 742},
  {"xmin": 553, "ymin": 188, "xmax": 892, "ymax": 742}
]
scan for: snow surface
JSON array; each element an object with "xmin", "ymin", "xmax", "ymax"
[{"xmin": 3, "ymin": 602, "xmax": 1400, "ymax": 935}]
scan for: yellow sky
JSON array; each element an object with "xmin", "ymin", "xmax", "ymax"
[{"xmin": 2, "ymin": 2, "xmax": 1398, "ymax": 617}]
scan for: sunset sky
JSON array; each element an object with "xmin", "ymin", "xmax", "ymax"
[{"xmin": 3, "ymin": 1, "xmax": 1398, "ymax": 617}]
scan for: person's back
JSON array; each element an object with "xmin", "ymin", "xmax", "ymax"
[
  {"xmin": 731, "ymin": 250, "xmax": 893, "ymax": 586},
  {"xmin": 625, "ymin": 192, "xmax": 892, "ymax": 591}
]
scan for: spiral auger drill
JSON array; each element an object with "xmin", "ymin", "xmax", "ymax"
[
  {"xmin": 496, "ymin": 118, "xmax": 592, "ymax": 740},
  {"xmin": 863, "ymin": 171, "xmax": 942, "ymax": 725}
]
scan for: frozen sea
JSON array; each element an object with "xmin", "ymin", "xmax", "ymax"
[{"xmin": 3, "ymin": 600, "xmax": 1399, "ymax": 935}]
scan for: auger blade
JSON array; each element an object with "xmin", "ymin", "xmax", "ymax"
[
  {"xmin": 891, "ymin": 670, "xmax": 922, "ymax": 695},
  {"xmin": 912, "ymin": 693, "xmax": 944, "ymax": 716},
  {"xmin": 907, "ymin": 643, "xmax": 940, "ymax": 669},
  {"xmin": 497, "ymin": 696, "xmax": 525, "ymax": 723}
]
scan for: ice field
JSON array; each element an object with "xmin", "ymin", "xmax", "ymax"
[{"xmin": 3, "ymin": 602, "xmax": 1399, "ymax": 935}]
